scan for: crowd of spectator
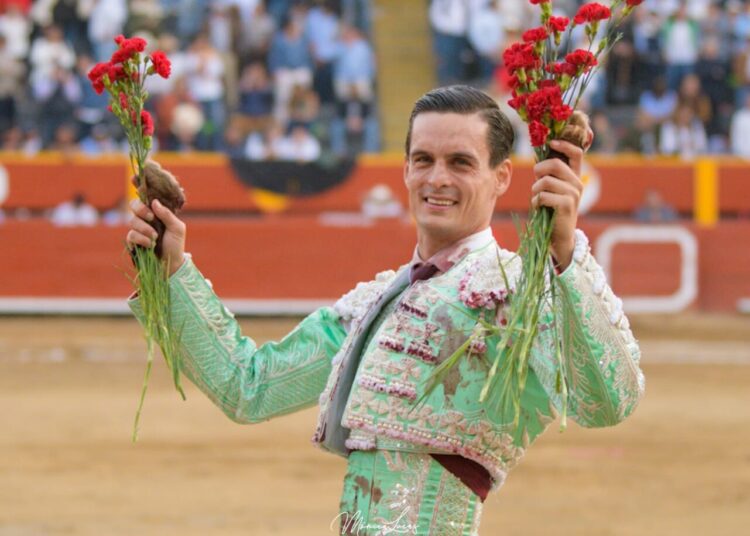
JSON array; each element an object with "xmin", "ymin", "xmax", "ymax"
[
  {"xmin": 0, "ymin": 0, "xmax": 378, "ymax": 161},
  {"xmin": 429, "ymin": 0, "xmax": 750, "ymax": 159}
]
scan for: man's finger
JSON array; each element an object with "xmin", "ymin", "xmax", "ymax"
[
  {"xmin": 130, "ymin": 216, "xmax": 159, "ymax": 240},
  {"xmin": 548, "ymin": 139, "xmax": 584, "ymax": 176},
  {"xmin": 151, "ymin": 199, "xmax": 184, "ymax": 232},
  {"xmin": 126, "ymin": 229, "xmax": 154, "ymax": 249},
  {"xmin": 531, "ymin": 176, "xmax": 581, "ymax": 204},
  {"xmin": 130, "ymin": 199, "xmax": 154, "ymax": 221},
  {"xmin": 533, "ymin": 158, "xmax": 579, "ymax": 188},
  {"xmin": 531, "ymin": 191, "xmax": 577, "ymax": 215}
]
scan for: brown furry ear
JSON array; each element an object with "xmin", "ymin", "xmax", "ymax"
[
  {"xmin": 138, "ymin": 160, "xmax": 186, "ymax": 258},
  {"xmin": 140, "ymin": 160, "xmax": 186, "ymax": 214},
  {"xmin": 558, "ymin": 110, "xmax": 589, "ymax": 150}
]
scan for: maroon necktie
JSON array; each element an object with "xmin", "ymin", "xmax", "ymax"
[{"xmin": 408, "ymin": 261, "xmax": 492, "ymax": 502}]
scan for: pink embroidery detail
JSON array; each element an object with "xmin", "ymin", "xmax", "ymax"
[
  {"xmin": 358, "ymin": 374, "xmax": 417, "ymax": 401},
  {"xmin": 458, "ymin": 268, "xmax": 510, "ymax": 309},
  {"xmin": 378, "ymin": 335, "xmax": 405, "ymax": 352},
  {"xmin": 398, "ymin": 301, "xmax": 428, "ymax": 319},
  {"xmin": 345, "ymin": 437, "xmax": 376, "ymax": 450},
  {"xmin": 406, "ymin": 341, "xmax": 437, "ymax": 364},
  {"xmin": 469, "ymin": 338, "xmax": 488, "ymax": 355}
]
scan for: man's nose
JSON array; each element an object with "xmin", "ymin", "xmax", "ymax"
[{"xmin": 426, "ymin": 161, "xmax": 451, "ymax": 189}]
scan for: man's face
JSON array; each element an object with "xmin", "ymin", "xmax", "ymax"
[{"xmin": 404, "ymin": 112, "xmax": 511, "ymax": 249}]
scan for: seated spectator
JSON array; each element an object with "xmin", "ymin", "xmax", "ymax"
[
  {"xmin": 51, "ymin": 192, "xmax": 98, "ymax": 227},
  {"xmin": 429, "ymin": 0, "xmax": 470, "ymax": 85},
  {"xmin": 184, "ymin": 33, "xmax": 226, "ymax": 151},
  {"xmin": 634, "ymin": 189, "xmax": 678, "ymax": 223},
  {"xmin": 730, "ymin": 93, "xmax": 750, "ymax": 159},
  {"xmin": 170, "ymin": 101, "xmax": 205, "ymax": 152},
  {"xmin": 270, "ymin": 124, "xmax": 320, "ymax": 162},
  {"xmin": 661, "ymin": 4, "xmax": 700, "ymax": 90},
  {"xmin": 659, "ymin": 104, "xmax": 708, "ymax": 159},
  {"xmin": 102, "ymin": 196, "xmax": 132, "ymax": 226},
  {"xmin": 268, "ymin": 16, "xmax": 313, "ymax": 124},
  {"xmin": 233, "ymin": 61, "xmax": 274, "ymax": 135},
  {"xmin": 288, "ymin": 83, "xmax": 320, "ymax": 129},
  {"xmin": 0, "ymin": 34, "xmax": 25, "ymax": 137},
  {"xmin": 696, "ymin": 36, "xmax": 733, "ymax": 151},
  {"xmin": 334, "ymin": 24, "xmax": 375, "ymax": 104},
  {"xmin": 0, "ymin": 2, "xmax": 31, "ymax": 60},
  {"xmin": 79, "ymin": 123, "xmax": 117, "ymax": 156},
  {"xmin": 244, "ymin": 130, "xmax": 271, "ymax": 160},
  {"xmin": 467, "ymin": 0, "xmax": 504, "ymax": 84},
  {"xmin": 49, "ymin": 123, "xmax": 79, "ymax": 157},
  {"xmin": 28, "ymin": 25, "xmax": 75, "ymax": 89},
  {"xmin": 639, "ymin": 76, "xmax": 677, "ymax": 123},
  {"xmin": 73, "ymin": 54, "xmax": 108, "ymax": 139},
  {"xmin": 31, "ymin": 62, "xmax": 82, "ymax": 147},
  {"xmin": 588, "ymin": 110, "xmax": 618, "ymax": 154},
  {"xmin": 306, "ymin": 0, "xmax": 340, "ymax": 105},
  {"xmin": 240, "ymin": 1, "xmax": 276, "ymax": 63},
  {"xmin": 87, "ymin": 0, "xmax": 127, "ymax": 62},
  {"xmin": 677, "ymin": 74, "xmax": 712, "ymax": 129},
  {"xmin": 361, "ymin": 184, "xmax": 404, "ymax": 220}
]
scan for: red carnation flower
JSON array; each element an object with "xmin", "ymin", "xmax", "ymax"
[
  {"xmin": 529, "ymin": 0, "xmax": 551, "ymax": 3},
  {"xmin": 114, "ymin": 34, "xmax": 125, "ymax": 45},
  {"xmin": 550, "ymin": 104, "xmax": 573, "ymax": 121},
  {"xmin": 625, "ymin": 0, "xmax": 643, "ymax": 5},
  {"xmin": 508, "ymin": 94, "xmax": 527, "ymax": 111},
  {"xmin": 111, "ymin": 36, "xmax": 148, "ymax": 64},
  {"xmin": 547, "ymin": 62, "xmax": 578, "ymax": 76},
  {"xmin": 108, "ymin": 63, "xmax": 127, "ymax": 82},
  {"xmin": 525, "ymin": 85, "xmax": 563, "ymax": 121},
  {"xmin": 547, "ymin": 16, "xmax": 569, "ymax": 33},
  {"xmin": 87, "ymin": 61, "xmax": 110, "ymax": 94},
  {"xmin": 565, "ymin": 49, "xmax": 598, "ymax": 72},
  {"xmin": 573, "ymin": 3, "xmax": 611, "ymax": 25},
  {"xmin": 139, "ymin": 110, "xmax": 154, "ymax": 137},
  {"xmin": 150, "ymin": 50, "xmax": 171, "ymax": 79},
  {"xmin": 529, "ymin": 120, "xmax": 550, "ymax": 147},
  {"xmin": 522, "ymin": 26, "xmax": 548, "ymax": 43},
  {"xmin": 538, "ymin": 79, "xmax": 558, "ymax": 89},
  {"xmin": 119, "ymin": 92, "xmax": 129, "ymax": 111},
  {"xmin": 502, "ymin": 42, "xmax": 540, "ymax": 72}
]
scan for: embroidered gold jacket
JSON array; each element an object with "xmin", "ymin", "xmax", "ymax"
[{"xmin": 128, "ymin": 230, "xmax": 644, "ymax": 492}]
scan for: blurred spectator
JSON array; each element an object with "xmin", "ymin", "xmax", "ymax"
[
  {"xmin": 49, "ymin": 123, "xmax": 78, "ymax": 157},
  {"xmin": 73, "ymin": 54, "xmax": 108, "ymax": 139},
  {"xmin": 700, "ymin": 2, "xmax": 733, "ymax": 61},
  {"xmin": 634, "ymin": 189, "xmax": 678, "ymax": 223},
  {"xmin": 51, "ymin": 192, "xmax": 98, "ymax": 227},
  {"xmin": 588, "ymin": 110, "xmax": 618, "ymax": 154},
  {"xmin": 268, "ymin": 15, "xmax": 313, "ymax": 124},
  {"xmin": 659, "ymin": 104, "xmax": 707, "ymax": 159},
  {"xmin": 244, "ymin": 129, "xmax": 270, "ymax": 160},
  {"xmin": 639, "ymin": 76, "xmax": 677, "ymax": 124},
  {"xmin": 606, "ymin": 22, "xmax": 637, "ymax": 105},
  {"xmin": 127, "ymin": 0, "xmax": 163, "ymax": 36},
  {"xmin": 29, "ymin": 25, "xmax": 75, "ymax": 88},
  {"xmin": 0, "ymin": 2, "xmax": 31, "ymax": 60},
  {"xmin": 0, "ymin": 34, "xmax": 25, "ymax": 136},
  {"xmin": 696, "ymin": 36, "xmax": 733, "ymax": 150},
  {"xmin": 467, "ymin": 0, "xmax": 504, "ymax": 84},
  {"xmin": 271, "ymin": 124, "xmax": 320, "ymax": 161},
  {"xmin": 633, "ymin": 5, "xmax": 664, "ymax": 87},
  {"xmin": 79, "ymin": 123, "xmax": 117, "ymax": 155},
  {"xmin": 233, "ymin": 61, "xmax": 274, "ymax": 135},
  {"xmin": 51, "ymin": 0, "xmax": 88, "ymax": 53},
  {"xmin": 661, "ymin": 4, "xmax": 700, "ymax": 90},
  {"xmin": 184, "ymin": 34, "xmax": 226, "ymax": 150},
  {"xmin": 676, "ymin": 74, "xmax": 711, "ymax": 129},
  {"xmin": 32, "ymin": 63, "xmax": 81, "ymax": 147},
  {"xmin": 362, "ymin": 184, "xmax": 403, "ymax": 219},
  {"xmin": 730, "ymin": 93, "xmax": 750, "ymax": 159},
  {"xmin": 155, "ymin": 76, "xmax": 205, "ymax": 152},
  {"xmin": 144, "ymin": 33, "xmax": 187, "ymax": 99},
  {"xmin": 306, "ymin": 0, "xmax": 340, "ymax": 105},
  {"xmin": 102, "ymin": 196, "xmax": 132, "ymax": 225},
  {"xmin": 288, "ymin": 84, "xmax": 319, "ymax": 129},
  {"xmin": 240, "ymin": 1, "xmax": 276, "ymax": 62},
  {"xmin": 333, "ymin": 24, "xmax": 375, "ymax": 104},
  {"xmin": 170, "ymin": 102, "xmax": 205, "ymax": 152},
  {"xmin": 1, "ymin": 125, "xmax": 22, "ymax": 150},
  {"xmin": 207, "ymin": 3, "xmax": 237, "ymax": 54},
  {"xmin": 429, "ymin": 0, "xmax": 469, "ymax": 85},
  {"xmin": 88, "ymin": 0, "xmax": 127, "ymax": 62}
]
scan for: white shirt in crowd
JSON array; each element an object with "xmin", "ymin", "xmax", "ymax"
[
  {"xmin": 271, "ymin": 130, "xmax": 321, "ymax": 162},
  {"xmin": 0, "ymin": 9, "xmax": 31, "ymax": 60},
  {"xmin": 429, "ymin": 0, "xmax": 469, "ymax": 36},
  {"xmin": 730, "ymin": 107, "xmax": 750, "ymax": 159},
  {"xmin": 51, "ymin": 201, "xmax": 99, "ymax": 227},
  {"xmin": 185, "ymin": 51, "xmax": 225, "ymax": 102}
]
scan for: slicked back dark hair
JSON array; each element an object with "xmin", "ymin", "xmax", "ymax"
[{"xmin": 405, "ymin": 85, "xmax": 515, "ymax": 168}]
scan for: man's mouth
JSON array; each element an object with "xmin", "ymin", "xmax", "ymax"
[{"xmin": 424, "ymin": 197, "xmax": 458, "ymax": 207}]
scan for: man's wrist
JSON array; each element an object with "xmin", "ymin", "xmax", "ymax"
[
  {"xmin": 550, "ymin": 238, "xmax": 575, "ymax": 274},
  {"xmin": 167, "ymin": 252, "xmax": 187, "ymax": 277}
]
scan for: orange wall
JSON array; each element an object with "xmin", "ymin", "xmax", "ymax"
[{"xmin": 3, "ymin": 218, "xmax": 749, "ymax": 312}]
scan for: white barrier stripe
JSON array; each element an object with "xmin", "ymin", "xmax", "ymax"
[{"xmin": 0, "ymin": 298, "xmax": 331, "ymax": 316}]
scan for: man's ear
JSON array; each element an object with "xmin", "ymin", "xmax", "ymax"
[
  {"xmin": 403, "ymin": 157, "xmax": 410, "ymax": 184},
  {"xmin": 494, "ymin": 158, "xmax": 512, "ymax": 196}
]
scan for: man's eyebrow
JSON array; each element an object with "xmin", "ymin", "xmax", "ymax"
[
  {"xmin": 409, "ymin": 149, "xmax": 432, "ymax": 158},
  {"xmin": 447, "ymin": 151, "xmax": 478, "ymax": 163}
]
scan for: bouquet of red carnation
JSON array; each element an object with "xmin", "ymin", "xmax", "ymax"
[
  {"xmin": 423, "ymin": 0, "xmax": 643, "ymax": 429},
  {"xmin": 89, "ymin": 35, "xmax": 186, "ymax": 441}
]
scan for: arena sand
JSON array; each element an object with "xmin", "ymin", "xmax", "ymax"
[{"xmin": 0, "ymin": 316, "xmax": 749, "ymax": 535}]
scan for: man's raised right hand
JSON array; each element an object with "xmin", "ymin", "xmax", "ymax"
[{"xmin": 126, "ymin": 198, "xmax": 186, "ymax": 276}]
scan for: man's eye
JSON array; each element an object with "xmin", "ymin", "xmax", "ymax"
[{"xmin": 455, "ymin": 159, "xmax": 470, "ymax": 166}]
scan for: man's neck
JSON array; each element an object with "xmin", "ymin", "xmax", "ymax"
[{"xmin": 416, "ymin": 227, "xmax": 492, "ymax": 261}]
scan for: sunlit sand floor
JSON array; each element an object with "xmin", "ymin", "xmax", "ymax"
[{"xmin": 1, "ymin": 316, "xmax": 749, "ymax": 536}]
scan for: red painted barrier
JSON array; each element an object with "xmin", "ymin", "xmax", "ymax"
[{"xmin": 2, "ymin": 218, "xmax": 749, "ymax": 312}]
